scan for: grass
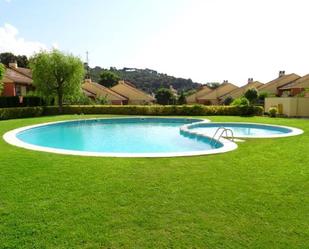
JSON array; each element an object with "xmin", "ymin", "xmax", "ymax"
[{"xmin": 0, "ymin": 115, "xmax": 308, "ymax": 249}]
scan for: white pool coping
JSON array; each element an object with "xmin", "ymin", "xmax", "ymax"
[
  {"xmin": 181, "ymin": 122, "xmax": 304, "ymax": 138},
  {"xmin": 2, "ymin": 117, "xmax": 238, "ymax": 158}
]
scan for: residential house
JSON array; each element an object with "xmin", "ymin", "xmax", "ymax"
[
  {"xmin": 111, "ymin": 80, "xmax": 155, "ymax": 105},
  {"xmin": 258, "ymin": 71, "xmax": 300, "ymax": 96},
  {"xmin": 82, "ymin": 79, "xmax": 128, "ymax": 105},
  {"xmin": 197, "ymin": 81, "xmax": 239, "ymax": 105},
  {"xmin": 186, "ymin": 85, "xmax": 212, "ymax": 104},
  {"xmin": 278, "ymin": 74, "xmax": 309, "ymax": 97},
  {"xmin": 1, "ymin": 62, "xmax": 33, "ymax": 96},
  {"xmin": 220, "ymin": 78, "xmax": 264, "ymax": 102}
]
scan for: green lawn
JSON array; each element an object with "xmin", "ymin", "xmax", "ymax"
[{"xmin": 0, "ymin": 115, "xmax": 308, "ymax": 249}]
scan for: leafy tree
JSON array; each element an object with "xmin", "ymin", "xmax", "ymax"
[
  {"xmin": 155, "ymin": 88, "xmax": 174, "ymax": 105},
  {"xmin": 223, "ymin": 96, "xmax": 233, "ymax": 105},
  {"xmin": 244, "ymin": 88, "xmax": 258, "ymax": 104},
  {"xmin": 231, "ymin": 97, "xmax": 249, "ymax": 107},
  {"xmin": 206, "ymin": 82, "xmax": 221, "ymax": 89},
  {"xmin": 0, "ymin": 63, "xmax": 5, "ymax": 94},
  {"xmin": 30, "ymin": 50, "xmax": 84, "ymax": 112},
  {"xmin": 177, "ymin": 91, "xmax": 187, "ymax": 105},
  {"xmin": 99, "ymin": 71, "xmax": 120, "ymax": 87},
  {"xmin": 0, "ymin": 52, "xmax": 29, "ymax": 68},
  {"xmin": 258, "ymin": 91, "xmax": 269, "ymax": 101}
]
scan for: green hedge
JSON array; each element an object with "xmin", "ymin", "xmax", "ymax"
[
  {"xmin": 0, "ymin": 107, "xmax": 43, "ymax": 120},
  {"xmin": 0, "ymin": 105, "xmax": 264, "ymax": 120},
  {"xmin": 0, "ymin": 96, "xmax": 20, "ymax": 108}
]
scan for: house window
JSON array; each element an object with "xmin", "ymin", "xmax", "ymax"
[{"xmin": 15, "ymin": 85, "xmax": 21, "ymax": 96}]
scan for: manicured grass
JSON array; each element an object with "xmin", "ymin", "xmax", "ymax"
[{"xmin": 0, "ymin": 115, "xmax": 308, "ymax": 248}]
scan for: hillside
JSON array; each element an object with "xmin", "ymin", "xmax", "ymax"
[{"xmin": 89, "ymin": 67, "xmax": 202, "ymax": 93}]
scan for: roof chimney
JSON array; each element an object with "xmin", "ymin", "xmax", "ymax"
[
  {"xmin": 84, "ymin": 78, "xmax": 92, "ymax": 83},
  {"xmin": 223, "ymin": 80, "xmax": 228, "ymax": 84},
  {"xmin": 279, "ymin": 71, "xmax": 285, "ymax": 77},
  {"xmin": 248, "ymin": 78, "xmax": 253, "ymax": 83},
  {"xmin": 9, "ymin": 61, "xmax": 18, "ymax": 69}
]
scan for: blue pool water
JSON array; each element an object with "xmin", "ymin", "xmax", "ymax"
[
  {"xmin": 16, "ymin": 118, "xmax": 221, "ymax": 154},
  {"xmin": 188, "ymin": 122, "xmax": 292, "ymax": 137}
]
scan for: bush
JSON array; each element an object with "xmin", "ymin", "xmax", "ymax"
[
  {"xmin": 222, "ymin": 96, "xmax": 233, "ymax": 106},
  {"xmin": 268, "ymin": 107, "xmax": 278, "ymax": 117},
  {"xmin": 244, "ymin": 88, "xmax": 258, "ymax": 104},
  {"xmin": 43, "ymin": 105, "xmax": 263, "ymax": 117},
  {"xmin": 0, "ymin": 96, "xmax": 20, "ymax": 108},
  {"xmin": 0, "ymin": 105, "xmax": 264, "ymax": 120},
  {"xmin": 22, "ymin": 96, "xmax": 45, "ymax": 107},
  {"xmin": 231, "ymin": 97, "xmax": 250, "ymax": 107},
  {"xmin": 0, "ymin": 107, "xmax": 43, "ymax": 120}
]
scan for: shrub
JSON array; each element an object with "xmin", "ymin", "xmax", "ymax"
[
  {"xmin": 244, "ymin": 88, "xmax": 258, "ymax": 104},
  {"xmin": 22, "ymin": 96, "xmax": 45, "ymax": 107},
  {"xmin": 0, "ymin": 96, "xmax": 20, "ymax": 108},
  {"xmin": 222, "ymin": 96, "xmax": 233, "ymax": 106},
  {"xmin": 0, "ymin": 107, "xmax": 43, "ymax": 120},
  {"xmin": 0, "ymin": 105, "xmax": 264, "ymax": 120},
  {"xmin": 268, "ymin": 107, "xmax": 278, "ymax": 117},
  {"xmin": 231, "ymin": 97, "xmax": 250, "ymax": 107}
]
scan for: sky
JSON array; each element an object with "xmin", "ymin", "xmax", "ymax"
[{"xmin": 0, "ymin": 0, "xmax": 309, "ymax": 85}]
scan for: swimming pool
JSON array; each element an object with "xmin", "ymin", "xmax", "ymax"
[
  {"xmin": 181, "ymin": 122, "xmax": 303, "ymax": 138},
  {"xmin": 3, "ymin": 118, "xmax": 303, "ymax": 157},
  {"xmin": 3, "ymin": 118, "xmax": 237, "ymax": 157}
]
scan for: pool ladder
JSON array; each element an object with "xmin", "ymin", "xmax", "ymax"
[{"xmin": 210, "ymin": 127, "xmax": 235, "ymax": 146}]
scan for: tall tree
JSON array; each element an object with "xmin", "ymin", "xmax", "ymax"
[
  {"xmin": 0, "ymin": 52, "xmax": 29, "ymax": 68},
  {"xmin": 155, "ymin": 88, "xmax": 174, "ymax": 105},
  {"xmin": 0, "ymin": 63, "xmax": 5, "ymax": 94},
  {"xmin": 177, "ymin": 91, "xmax": 187, "ymax": 105},
  {"xmin": 244, "ymin": 88, "xmax": 258, "ymax": 104},
  {"xmin": 99, "ymin": 71, "xmax": 120, "ymax": 87},
  {"xmin": 30, "ymin": 50, "xmax": 84, "ymax": 112}
]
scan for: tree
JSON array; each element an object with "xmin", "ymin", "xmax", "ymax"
[
  {"xmin": 99, "ymin": 71, "xmax": 120, "ymax": 87},
  {"xmin": 223, "ymin": 96, "xmax": 233, "ymax": 105},
  {"xmin": 206, "ymin": 82, "xmax": 221, "ymax": 89},
  {"xmin": 177, "ymin": 91, "xmax": 187, "ymax": 105},
  {"xmin": 0, "ymin": 63, "xmax": 5, "ymax": 94},
  {"xmin": 244, "ymin": 88, "xmax": 258, "ymax": 104},
  {"xmin": 231, "ymin": 97, "xmax": 250, "ymax": 107},
  {"xmin": 155, "ymin": 88, "xmax": 174, "ymax": 105},
  {"xmin": 30, "ymin": 50, "xmax": 84, "ymax": 112},
  {"xmin": 0, "ymin": 52, "xmax": 29, "ymax": 68}
]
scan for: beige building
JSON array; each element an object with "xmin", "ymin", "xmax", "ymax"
[
  {"xmin": 278, "ymin": 74, "xmax": 309, "ymax": 97},
  {"xmin": 186, "ymin": 85, "xmax": 212, "ymax": 104},
  {"xmin": 198, "ymin": 81, "xmax": 239, "ymax": 105},
  {"xmin": 258, "ymin": 71, "xmax": 300, "ymax": 95},
  {"xmin": 82, "ymin": 79, "xmax": 128, "ymax": 105},
  {"xmin": 111, "ymin": 80, "xmax": 155, "ymax": 105},
  {"xmin": 265, "ymin": 97, "xmax": 309, "ymax": 117},
  {"xmin": 220, "ymin": 78, "xmax": 264, "ymax": 101}
]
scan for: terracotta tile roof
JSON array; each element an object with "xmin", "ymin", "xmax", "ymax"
[
  {"xmin": 220, "ymin": 81, "xmax": 264, "ymax": 100},
  {"xmin": 11, "ymin": 67, "xmax": 32, "ymax": 78},
  {"xmin": 279, "ymin": 74, "xmax": 309, "ymax": 90},
  {"xmin": 3, "ymin": 67, "xmax": 32, "ymax": 85},
  {"xmin": 82, "ymin": 81, "xmax": 128, "ymax": 101},
  {"xmin": 111, "ymin": 80, "xmax": 155, "ymax": 101},
  {"xmin": 258, "ymin": 73, "xmax": 300, "ymax": 93},
  {"xmin": 198, "ymin": 82, "xmax": 239, "ymax": 100}
]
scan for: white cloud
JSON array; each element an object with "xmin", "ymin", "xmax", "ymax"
[
  {"xmin": 0, "ymin": 23, "xmax": 47, "ymax": 57},
  {"xmin": 130, "ymin": 0, "xmax": 309, "ymax": 85}
]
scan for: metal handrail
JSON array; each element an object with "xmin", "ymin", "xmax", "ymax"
[{"xmin": 211, "ymin": 127, "xmax": 235, "ymax": 146}]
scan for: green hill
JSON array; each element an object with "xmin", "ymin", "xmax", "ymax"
[{"xmin": 89, "ymin": 67, "xmax": 202, "ymax": 93}]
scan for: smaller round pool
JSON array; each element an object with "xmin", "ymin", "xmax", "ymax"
[{"xmin": 182, "ymin": 122, "xmax": 303, "ymax": 138}]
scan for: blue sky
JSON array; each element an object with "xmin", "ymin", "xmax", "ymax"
[{"xmin": 1, "ymin": 0, "xmax": 309, "ymax": 84}]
